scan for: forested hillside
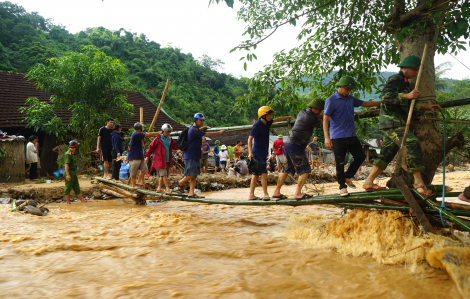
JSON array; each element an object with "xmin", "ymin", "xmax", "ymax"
[{"xmin": 0, "ymin": 1, "xmax": 255, "ymax": 127}]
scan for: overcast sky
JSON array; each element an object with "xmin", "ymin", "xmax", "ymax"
[{"xmin": 14, "ymin": 0, "xmax": 470, "ymax": 80}]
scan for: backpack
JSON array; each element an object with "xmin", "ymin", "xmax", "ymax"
[{"xmin": 176, "ymin": 126, "xmax": 191, "ymax": 151}]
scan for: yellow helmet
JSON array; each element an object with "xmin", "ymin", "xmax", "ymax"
[{"xmin": 258, "ymin": 106, "xmax": 274, "ymax": 118}]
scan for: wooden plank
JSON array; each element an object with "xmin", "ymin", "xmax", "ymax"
[{"xmin": 395, "ymin": 176, "xmax": 436, "ymax": 234}]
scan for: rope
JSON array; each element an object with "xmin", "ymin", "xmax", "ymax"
[{"xmin": 440, "ymin": 110, "xmax": 447, "ymax": 227}]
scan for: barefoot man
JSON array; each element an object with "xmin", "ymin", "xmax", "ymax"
[
  {"xmin": 64, "ymin": 140, "xmax": 89, "ymax": 204},
  {"xmin": 362, "ymin": 56, "xmax": 441, "ymax": 196}
]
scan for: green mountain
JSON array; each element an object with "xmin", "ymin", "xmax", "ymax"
[{"xmin": 0, "ymin": 1, "xmax": 252, "ymax": 127}]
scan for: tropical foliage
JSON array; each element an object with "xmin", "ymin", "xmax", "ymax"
[{"xmin": 0, "ymin": 1, "xmax": 255, "ymax": 127}]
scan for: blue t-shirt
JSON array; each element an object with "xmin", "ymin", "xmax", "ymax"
[
  {"xmin": 213, "ymin": 144, "xmax": 220, "ymax": 159},
  {"xmin": 324, "ymin": 92, "xmax": 363, "ymax": 139},
  {"xmin": 250, "ymin": 119, "xmax": 273, "ymax": 157},
  {"xmin": 128, "ymin": 131, "xmax": 146, "ymax": 161},
  {"xmin": 184, "ymin": 126, "xmax": 206, "ymax": 160},
  {"xmin": 161, "ymin": 134, "xmax": 171, "ymax": 163}
]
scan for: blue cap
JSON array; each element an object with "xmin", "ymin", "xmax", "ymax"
[{"xmin": 194, "ymin": 113, "xmax": 205, "ymax": 120}]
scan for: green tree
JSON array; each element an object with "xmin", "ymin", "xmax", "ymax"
[
  {"xmin": 21, "ymin": 45, "xmax": 133, "ymax": 162},
  {"xmin": 212, "ymin": 0, "xmax": 469, "ymax": 184}
]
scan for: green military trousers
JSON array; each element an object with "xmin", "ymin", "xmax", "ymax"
[
  {"xmin": 64, "ymin": 170, "xmax": 81, "ymax": 195},
  {"xmin": 373, "ymin": 127, "xmax": 425, "ymax": 173}
]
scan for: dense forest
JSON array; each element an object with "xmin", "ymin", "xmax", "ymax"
[{"xmin": 0, "ymin": 1, "xmax": 258, "ymax": 127}]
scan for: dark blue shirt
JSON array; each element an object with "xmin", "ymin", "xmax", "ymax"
[
  {"xmin": 250, "ymin": 119, "xmax": 273, "ymax": 157},
  {"xmin": 324, "ymin": 92, "xmax": 363, "ymax": 139},
  {"xmin": 201, "ymin": 144, "xmax": 210, "ymax": 159},
  {"xmin": 111, "ymin": 131, "xmax": 124, "ymax": 154},
  {"xmin": 184, "ymin": 126, "xmax": 206, "ymax": 160},
  {"xmin": 213, "ymin": 144, "xmax": 220, "ymax": 159},
  {"xmin": 128, "ymin": 132, "xmax": 146, "ymax": 161}
]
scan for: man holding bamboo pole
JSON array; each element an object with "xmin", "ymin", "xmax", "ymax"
[{"xmin": 362, "ymin": 56, "xmax": 441, "ymax": 196}]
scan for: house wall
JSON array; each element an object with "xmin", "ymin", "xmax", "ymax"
[{"xmin": 0, "ymin": 140, "xmax": 25, "ymax": 182}]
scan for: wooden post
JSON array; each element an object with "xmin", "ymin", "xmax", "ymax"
[
  {"xmin": 140, "ymin": 107, "xmax": 143, "ymax": 124},
  {"xmin": 148, "ymin": 79, "xmax": 171, "ymax": 132},
  {"xmin": 395, "ymin": 176, "xmax": 436, "ymax": 234}
]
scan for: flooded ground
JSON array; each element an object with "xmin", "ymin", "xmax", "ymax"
[{"xmin": 0, "ymin": 172, "xmax": 469, "ymax": 298}]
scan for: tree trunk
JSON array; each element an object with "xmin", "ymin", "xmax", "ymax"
[{"xmin": 388, "ymin": 20, "xmax": 464, "ymax": 187}]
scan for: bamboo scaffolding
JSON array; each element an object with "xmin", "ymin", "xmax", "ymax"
[
  {"xmin": 94, "ymin": 177, "xmax": 467, "ymax": 210},
  {"xmin": 412, "ymin": 190, "xmax": 470, "ymax": 232}
]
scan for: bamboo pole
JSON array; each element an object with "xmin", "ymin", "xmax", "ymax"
[
  {"xmin": 335, "ymin": 202, "xmax": 470, "ymax": 217},
  {"xmin": 140, "ymin": 107, "xmax": 143, "ymax": 124},
  {"xmin": 422, "ymin": 117, "xmax": 470, "ymax": 124},
  {"xmin": 169, "ymin": 120, "xmax": 294, "ymax": 136},
  {"xmin": 355, "ymin": 98, "xmax": 470, "ymax": 120},
  {"xmin": 412, "ymin": 189, "xmax": 470, "ymax": 232},
  {"xmin": 148, "ymin": 79, "xmax": 171, "ymax": 132}
]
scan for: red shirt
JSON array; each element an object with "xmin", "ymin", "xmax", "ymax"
[{"xmin": 273, "ymin": 139, "xmax": 284, "ymax": 155}]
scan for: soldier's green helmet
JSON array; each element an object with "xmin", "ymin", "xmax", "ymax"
[
  {"xmin": 307, "ymin": 98, "xmax": 325, "ymax": 110},
  {"xmin": 397, "ymin": 55, "xmax": 421, "ymax": 67},
  {"xmin": 336, "ymin": 75, "xmax": 357, "ymax": 88}
]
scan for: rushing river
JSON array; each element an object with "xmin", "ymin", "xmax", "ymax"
[{"xmin": 0, "ymin": 173, "xmax": 469, "ymax": 298}]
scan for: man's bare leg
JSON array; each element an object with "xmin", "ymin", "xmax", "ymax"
[
  {"xmin": 362, "ymin": 165, "xmax": 383, "ymax": 189},
  {"xmin": 188, "ymin": 178, "xmax": 197, "ymax": 196},
  {"xmin": 249, "ymin": 175, "xmax": 259, "ymax": 199},
  {"xmin": 272, "ymin": 172, "xmax": 288, "ymax": 197},
  {"xmin": 131, "ymin": 177, "xmax": 138, "ymax": 189},
  {"xmin": 412, "ymin": 170, "xmax": 433, "ymax": 196},
  {"xmin": 162, "ymin": 176, "xmax": 170, "ymax": 193},
  {"xmin": 261, "ymin": 173, "xmax": 269, "ymax": 198},
  {"xmin": 294, "ymin": 173, "xmax": 309, "ymax": 199},
  {"xmin": 77, "ymin": 194, "xmax": 90, "ymax": 203},
  {"xmin": 157, "ymin": 177, "xmax": 164, "ymax": 193},
  {"xmin": 104, "ymin": 161, "xmax": 110, "ymax": 179}
]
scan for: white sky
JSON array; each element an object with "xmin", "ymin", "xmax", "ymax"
[{"xmin": 13, "ymin": 0, "xmax": 470, "ymax": 80}]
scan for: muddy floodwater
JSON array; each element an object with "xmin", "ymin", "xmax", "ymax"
[{"xmin": 1, "ymin": 172, "xmax": 470, "ymax": 298}]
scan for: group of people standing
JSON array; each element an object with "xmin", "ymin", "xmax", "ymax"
[{"xmin": 60, "ymin": 54, "xmax": 468, "ymax": 203}]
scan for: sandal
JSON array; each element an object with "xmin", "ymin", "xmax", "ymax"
[
  {"xmin": 414, "ymin": 185, "xmax": 434, "ymax": 197},
  {"xmin": 187, "ymin": 194, "xmax": 205, "ymax": 198},
  {"xmin": 248, "ymin": 197, "xmax": 260, "ymax": 201},
  {"xmin": 345, "ymin": 178, "xmax": 356, "ymax": 189},
  {"xmin": 363, "ymin": 184, "xmax": 387, "ymax": 192},
  {"xmin": 272, "ymin": 194, "xmax": 288, "ymax": 200},
  {"xmin": 262, "ymin": 197, "xmax": 271, "ymax": 201},
  {"xmin": 295, "ymin": 194, "xmax": 313, "ymax": 201},
  {"xmin": 177, "ymin": 180, "xmax": 185, "ymax": 193}
]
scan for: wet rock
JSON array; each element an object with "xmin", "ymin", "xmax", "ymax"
[
  {"xmin": 16, "ymin": 199, "xmax": 37, "ymax": 208},
  {"xmin": 210, "ymin": 183, "xmax": 219, "ymax": 190},
  {"xmin": 40, "ymin": 207, "xmax": 50, "ymax": 214},
  {"xmin": 92, "ymin": 190, "xmax": 102, "ymax": 198},
  {"xmin": 0, "ymin": 198, "xmax": 12, "ymax": 204},
  {"xmin": 23, "ymin": 205, "xmax": 43, "ymax": 216},
  {"xmin": 200, "ymin": 182, "xmax": 210, "ymax": 191}
]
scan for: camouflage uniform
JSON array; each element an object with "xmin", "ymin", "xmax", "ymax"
[
  {"xmin": 64, "ymin": 149, "xmax": 81, "ymax": 195},
  {"xmin": 373, "ymin": 71, "xmax": 425, "ymax": 172}
]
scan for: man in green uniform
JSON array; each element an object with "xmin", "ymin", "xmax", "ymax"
[
  {"xmin": 64, "ymin": 140, "xmax": 89, "ymax": 204},
  {"xmin": 362, "ymin": 56, "xmax": 441, "ymax": 196}
]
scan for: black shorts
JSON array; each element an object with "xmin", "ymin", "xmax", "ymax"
[{"xmin": 101, "ymin": 147, "xmax": 113, "ymax": 163}]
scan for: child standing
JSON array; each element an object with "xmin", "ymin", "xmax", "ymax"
[
  {"xmin": 218, "ymin": 145, "xmax": 229, "ymax": 174},
  {"xmin": 64, "ymin": 140, "xmax": 89, "ymax": 204}
]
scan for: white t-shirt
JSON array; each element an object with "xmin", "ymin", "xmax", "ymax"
[
  {"xmin": 219, "ymin": 151, "xmax": 229, "ymax": 162},
  {"xmin": 26, "ymin": 142, "xmax": 38, "ymax": 164}
]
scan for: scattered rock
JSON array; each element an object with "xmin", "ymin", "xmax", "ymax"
[
  {"xmin": 23, "ymin": 205, "xmax": 43, "ymax": 216},
  {"xmin": 0, "ymin": 198, "xmax": 12, "ymax": 204},
  {"xmin": 16, "ymin": 199, "xmax": 37, "ymax": 208},
  {"xmin": 92, "ymin": 190, "xmax": 102, "ymax": 198}
]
